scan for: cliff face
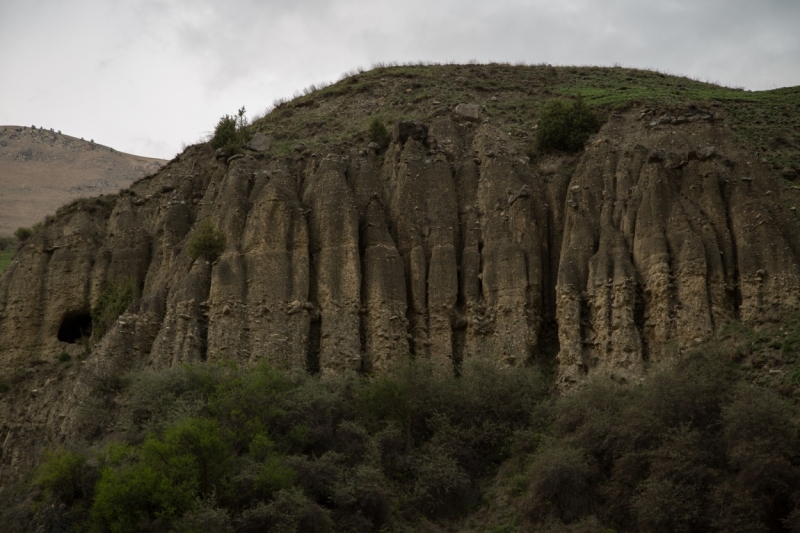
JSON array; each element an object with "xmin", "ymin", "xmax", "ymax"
[
  {"xmin": 3, "ymin": 106, "xmax": 799, "ymax": 383},
  {"xmin": 1, "ymin": 65, "xmax": 800, "ymax": 490}
]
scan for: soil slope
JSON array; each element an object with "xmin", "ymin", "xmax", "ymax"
[{"xmin": 0, "ymin": 126, "xmax": 166, "ymax": 236}]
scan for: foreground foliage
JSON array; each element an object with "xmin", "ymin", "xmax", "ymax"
[
  {"xmin": 26, "ymin": 348, "xmax": 800, "ymax": 532},
  {"xmin": 33, "ymin": 359, "xmax": 546, "ymax": 532}
]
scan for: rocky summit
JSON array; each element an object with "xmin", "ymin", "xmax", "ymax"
[{"xmin": 1, "ymin": 63, "xmax": 800, "ymax": 509}]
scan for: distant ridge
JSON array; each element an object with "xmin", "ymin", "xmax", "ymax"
[{"xmin": 0, "ymin": 125, "xmax": 166, "ymax": 235}]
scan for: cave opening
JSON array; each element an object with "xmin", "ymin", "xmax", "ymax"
[{"xmin": 57, "ymin": 312, "xmax": 93, "ymax": 344}]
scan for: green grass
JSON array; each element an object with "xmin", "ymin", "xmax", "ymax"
[
  {"xmin": 0, "ymin": 250, "xmax": 14, "ymax": 275},
  {"xmin": 246, "ymin": 63, "xmax": 799, "ymax": 173}
]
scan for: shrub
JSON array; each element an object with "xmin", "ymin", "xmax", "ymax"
[
  {"xmin": 211, "ymin": 106, "xmax": 248, "ymax": 154},
  {"xmin": 14, "ymin": 226, "xmax": 33, "ymax": 241},
  {"xmin": 527, "ymin": 444, "xmax": 598, "ymax": 524},
  {"xmin": 34, "ymin": 449, "xmax": 88, "ymax": 505},
  {"xmin": 187, "ymin": 219, "xmax": 226, "ymax": 262},
  {"xmin": 91, "ymin": 278, "xmax": 136, "ymax": 340},
  {"xmin": 58, "ymin": 351, "xmax": 71, "ymax": 363},
  {"xmin": 367, "ymin": 118, "xmax": 391, "ymax": 148},
  {"xmin": 90, "ymin": 419, "xmax": 232, "ymax": 532},
  {"xmin": 237, "ymin": 487, "xmax": 332, "ymax": 533},
  {"xmin": 535, "ymin": 97, "xmax": 600, "ymax": 153}
]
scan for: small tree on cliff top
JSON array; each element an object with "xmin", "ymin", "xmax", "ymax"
[{"xmin": 211, "ymin": 106, "xmax": 248, "ymax": 153}]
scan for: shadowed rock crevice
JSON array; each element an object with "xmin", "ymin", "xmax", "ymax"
[{"xmin": 56, "ymin": 312, "xmax": 92, "ymax": 344}]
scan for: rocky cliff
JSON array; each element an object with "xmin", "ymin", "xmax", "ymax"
[{"xmin": 1, "ymin": 64, "xmax": 799, "ymax": 492}]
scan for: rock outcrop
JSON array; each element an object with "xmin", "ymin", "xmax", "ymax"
[
  {"xmin": 3, "ymin": 107, "xmax": 800, "ymax": 388},
  {"xmin": 2, "ymin": 72, "xmax": 800, "ymax": 498}
]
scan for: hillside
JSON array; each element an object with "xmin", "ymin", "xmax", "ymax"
[
  {"xmin": 1, "ymin": 64, "xmax": 800, "ymax": 532},
  {"xmin": 0, "ymin": 126, "xmax": 166, "ymax": 236}
]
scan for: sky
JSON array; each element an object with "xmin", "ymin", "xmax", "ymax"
[{"xmin": 1, "ymin": 0, "xmax": 798, "ymax": 160}]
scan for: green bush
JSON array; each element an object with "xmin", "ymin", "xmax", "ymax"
[
  {"xmin": 367, "ymin": 118, "xmax": 391, "ymax": 148},
  {"xmin": 211, "ymin": 106, "xmax": 248, "ymax": 154},
  {"xmin": 27, "ymin": 344, "xmax": 800, "ymax": 533},
  {"xmin": 14, "ymin": 227, "xmax": 33, "ymax": 241},
  {"xmin": 535, "ymin": 98, "xmax": 600, "ymax": 153},
  {"xmin": 34, "ymin": 449, "xmax": 88, "ymax": 505},
  {"xmin": 90, "ymin": 419, "xmax": 232, "ymax": 533},
  {"xmin": 91, "ymin": 278, "xmax": 136, "ymax": 340},
  {"xmin": 187, "ymin": 219, "xmax": 226, "ymax": 262}
]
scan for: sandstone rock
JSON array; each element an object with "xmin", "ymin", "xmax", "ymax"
[
  {"xmin": 698, "ymin": 146, "xmax": 717, "ymax": 160},
  {"xmin": 246, "ymin": 132, "xmax": 271, "ymax": 152},
  {"xmin": 455, "ymin": 103, "xmax": 481, "ymax": 121}
]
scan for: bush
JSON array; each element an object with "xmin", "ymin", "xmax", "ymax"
[
  {"xmin": 34, "ymin": 449, "xmax": 88, "ymax": 505},
  {"xmin": 535, "ymin": 97, "xmax": 600, "ymax": 153},
  {"xmin": 91, "ymin": 278, "xmax": 136, "ymax": 340},
  {"xmin": 211, "ymin": 106, "xmax": 248, "ymax": 154},
  {"xmin": 367, "ymin": 118, "xmax": 391, "ymax": 148},
  {"xmin": 187, "ymin": 219, "xmax": 226, "ymax": 262},
  {"xmin": 14, "ymin": 227, "xmax": 33, "ymax": 241},
  {"xmin": 90, "ymin": 419, "xmax": 232, "ymax": 532}
]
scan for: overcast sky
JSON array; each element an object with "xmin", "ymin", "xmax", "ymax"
[{"xmin": 1, "ymin": 0, "xmax": 798, "ymax": 160}]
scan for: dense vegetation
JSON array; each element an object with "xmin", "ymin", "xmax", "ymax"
[
  {"xmin": 25, "ymin": 337, "xmax": 800, "ymax": 533},
  {"xmin": 30, "ymin": 360, "xmax": 547, "ymax": 532}
]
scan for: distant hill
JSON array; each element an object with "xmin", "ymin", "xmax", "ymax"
[{"xmin": 0, "ymin": 126, "xmax": 166, "ymax": 235}]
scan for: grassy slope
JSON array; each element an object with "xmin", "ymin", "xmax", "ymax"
[
  {"xmin": 247, "ymin": 63, "xmax": 799, "ymax": 174},
  {"xmin": 0, "ymin": 251, "xmax": 13, "ymax": 275}
]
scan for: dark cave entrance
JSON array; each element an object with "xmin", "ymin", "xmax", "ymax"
[{"xmin": 57, "ymin": 312, "xmax": 93, "ymax": 343}]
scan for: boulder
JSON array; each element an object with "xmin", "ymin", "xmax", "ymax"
[
  {"xmin": 246, "ymin": 132, "xmax": 271, "ymax": 152},
  {"xmin": 455, "ymin": 103, "xmax": 481, "ymax": 121}
]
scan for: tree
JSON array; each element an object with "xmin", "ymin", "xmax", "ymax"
[{"xmin": 211, "ymin": 107, "xmax": 248, "ymax": 154}]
